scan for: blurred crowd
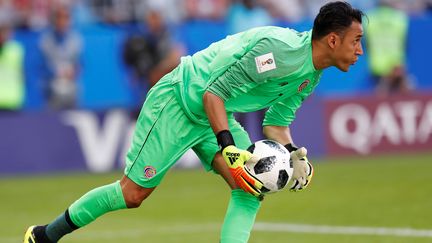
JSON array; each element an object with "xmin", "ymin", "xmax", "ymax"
[
  {"xmin": 2, "ymin": 0, "xmax": 431, "ymax": 29},
  {"xmin": 0, "ymin": 0, "xmax": 431, "ymax": 111}
]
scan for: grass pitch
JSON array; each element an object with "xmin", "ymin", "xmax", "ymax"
[{"xmin": 2, "ymin": 152, "xmax": 432, "ymax": 243}]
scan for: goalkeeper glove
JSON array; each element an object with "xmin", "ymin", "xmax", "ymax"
[
  {"xmin": 218, "ymin": 130, "xmax": 263, "ymax": 197},
  {"xmin": 285, "ymin": 144, "xmax": 314, "ymax": 192}
]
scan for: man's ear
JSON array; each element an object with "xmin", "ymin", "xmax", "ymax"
[{"xmin": 327, "ymin": 32, "xmax": 338, "ymax": 49}]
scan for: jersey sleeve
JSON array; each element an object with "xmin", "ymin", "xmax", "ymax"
[
  {"xmin": 262, "ymin": 93, "xmax": 306, "ymax": 127},
  {"xmin": 206, "ymin": 38, "xmax": 282, "ymax": 100}
]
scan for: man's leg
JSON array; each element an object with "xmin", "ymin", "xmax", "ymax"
[
  {"xmin": 193, "ymin": 116, "xmax": 260, "ymax": 243},
  {"xmin": 25, "ymin": 74, "xmax": 195, "ymax": 242},
  {"xmin": 212, "ymin": 153, "xmax": 261, "ymax": 243},
  {"xmin": 24, "ymin": 176, "xmax": 155, "ymax": 243}
]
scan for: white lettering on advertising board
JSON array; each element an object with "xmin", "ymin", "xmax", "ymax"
[
  {"xmin": 330, "ymin": 101, "xmax": 432, "ymax": 154},
  {"xmin": 62, "ymin": 110, "xmax": 200, "ymax": 172}
]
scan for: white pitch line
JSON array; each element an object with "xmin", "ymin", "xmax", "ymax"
[
  {"xmin": 254, "ymin": 222, "xmax": 432, "ymax": 238},
  {"xmin": 7, "ymin": 222, "xmax": 432, "ymax": 242}
]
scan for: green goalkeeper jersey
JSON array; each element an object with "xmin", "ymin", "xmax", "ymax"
[{"xmin": 171, "ymin": 26, "xmax": 322, "ymax": 127}]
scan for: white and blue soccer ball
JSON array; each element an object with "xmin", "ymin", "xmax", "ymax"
[{"xmin": 245, "ymin": 140, "xmax": 293, "ymax": 194}]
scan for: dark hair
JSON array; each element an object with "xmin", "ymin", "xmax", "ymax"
[{"xmin": 312, "ymin": 1, "xmax": 365, "ymax": 40}]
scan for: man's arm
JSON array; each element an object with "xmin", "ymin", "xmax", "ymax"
[
  {"xmin": 203, "ymin": 91, "xmax": 263, "ymax": 196},
  {"xmin": 203, "ymin": 91, "xmax": 229, "ymax": 134}
]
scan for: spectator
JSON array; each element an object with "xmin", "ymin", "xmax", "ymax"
[
  {"xmin": 89, "ymin": 0, "xmax": 135, "ymax": 25},
  {"xmin": 226, "ymin": 0, "xmax": 273, "ymax": 34},
  {"xmin": 260, "ymin": 0, "xmax": 306, "ymax": 23},
  {"xmin": 365, "ymin": 0, "xmax": 414, "ymax": 96},
  {"xmin": 184, "ymin": 0, "xmax": 228, "ymax": 20},
  {"xmin": 427, "ymin": 0, "xmax": 432, "ymax": 12},
  {"xmin": 13, "ymin": 0, "xmax": 52, "ymax": 30},
  {"xmin": 122, "ymin": 7, "xmax": 184, "ymax": 116},
  {"xmin": 39, "ymin": 4, "xmax": 82, "ymax": 109},
  {"xmin": 70, "ymin": 0, "xmax": 99, "ymax": 27},
  {"xmin": 0, "ymin": 18, "xmax": 25, "ymax": 110},
  {"xmin": 346, "ymin": 0, "xmax": 377, "ymax": 12},
  {"xmin": 0, "ymin": 1, "xmax": 18, "ymax": 27},
  {"xmin": 303, "ymin": 0, "xmax": 331, "ymax": 20},
  {"xmin": 383, "ymin": 0, "xmax": 429, "ymax": 15},
  {"xmin": 134, "ymin": 0, "xmax": 186, "ymax": 24}
]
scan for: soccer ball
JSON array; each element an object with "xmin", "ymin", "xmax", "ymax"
[{"xmin": 245, "ymin": 140, "xmax": 293, "ymax": 194}]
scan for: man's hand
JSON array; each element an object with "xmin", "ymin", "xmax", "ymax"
[
  {"xmin": 290, "ymin": 147, "xmax": 314, "ymax": 191},
  {"xmin": 222, "ymin": 145, "xmax": 263, "ymax": 197}
]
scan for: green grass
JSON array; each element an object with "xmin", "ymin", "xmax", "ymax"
[{"xmin": 2, "ymin": 152, "xmax": 432, "ymax": 242}]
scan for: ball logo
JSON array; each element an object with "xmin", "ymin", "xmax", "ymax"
[
  {"xmin": 298, "ymin": 80, "xmax": 310, "ymax": 92},
  {"xmin": 144, "ymin": 166, "xmax": 156, "ymax": 178}
]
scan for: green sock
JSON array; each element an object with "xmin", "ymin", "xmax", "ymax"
[
  {"xmin": 44, "ymin": 210, "xmax": 77, "ymax": 242},
  {"xmin": 44, "ymin": 180, "xmax": 127, "ymax": 242},
  {"xmin": 68, "ymin": 180, "xmax": 127, "ymax": 227},
  {"xmin": 220, "ymin": 189, "xmax": 261, "ymax": 243}
]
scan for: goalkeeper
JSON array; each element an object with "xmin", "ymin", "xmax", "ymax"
[{"xmin": 25, "ymin": 2, "xmax": 365, "ymax": 242}]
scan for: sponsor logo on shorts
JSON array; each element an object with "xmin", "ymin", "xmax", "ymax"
[
  {"xmin": 144, "ymin": 166, "xmax": 156, "ymax": 178},
  {"xmin": 298, "ymin": 80, "xmax": 310, "ymax": 92}
]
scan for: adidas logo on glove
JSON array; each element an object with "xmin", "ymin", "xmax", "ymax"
[{"xmin": 225, "ymin": 152, "xmax": 240, "ymax": 164}]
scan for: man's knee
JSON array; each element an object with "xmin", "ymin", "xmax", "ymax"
[
  {"xmin": 123, "ymin": 190, "xmax": 148, "ymax": 208},
  {"xmin": 120, "ymin": 176, "xmax": 155, "ymax": 208}
]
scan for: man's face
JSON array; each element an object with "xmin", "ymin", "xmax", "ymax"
[
  {"xmin": 0, "ymin": 26, "xmax": 10, "ymax": 45},
  {"xmin": 332, "ymin": 21, "xmax": 364, "ymax": 72},
  {"xmin": 54, "ymin": 8, "xmax": 70, "ymax": 33},
  {"xmin": 145, "ymin": 11, "xmax": 163, "ymax": 33}
]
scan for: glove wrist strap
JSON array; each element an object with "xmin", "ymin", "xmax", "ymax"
[
  {"xmin": 217, "ymin": 130, "xmax": 235, "ymax": 150},
  {"xmin": 284, "ymin": 143, "xmax": 298, "ymax": 152}
]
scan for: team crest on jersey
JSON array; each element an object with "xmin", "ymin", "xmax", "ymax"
[
  {"xmin": 255, "ymin": 52, "xmax": 277, "ymax": 73},
  {"xmin": 144, "ymin": 166, "xmax": 156, "ymax": 179},
  {"xmin": 298, "ymin": 80, "xmax": 310, "ymax": 92}
]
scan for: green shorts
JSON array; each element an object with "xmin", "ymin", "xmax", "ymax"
[{"xmin": 124, "ymin": 73, "xmax": 252, "ymax": 188}]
